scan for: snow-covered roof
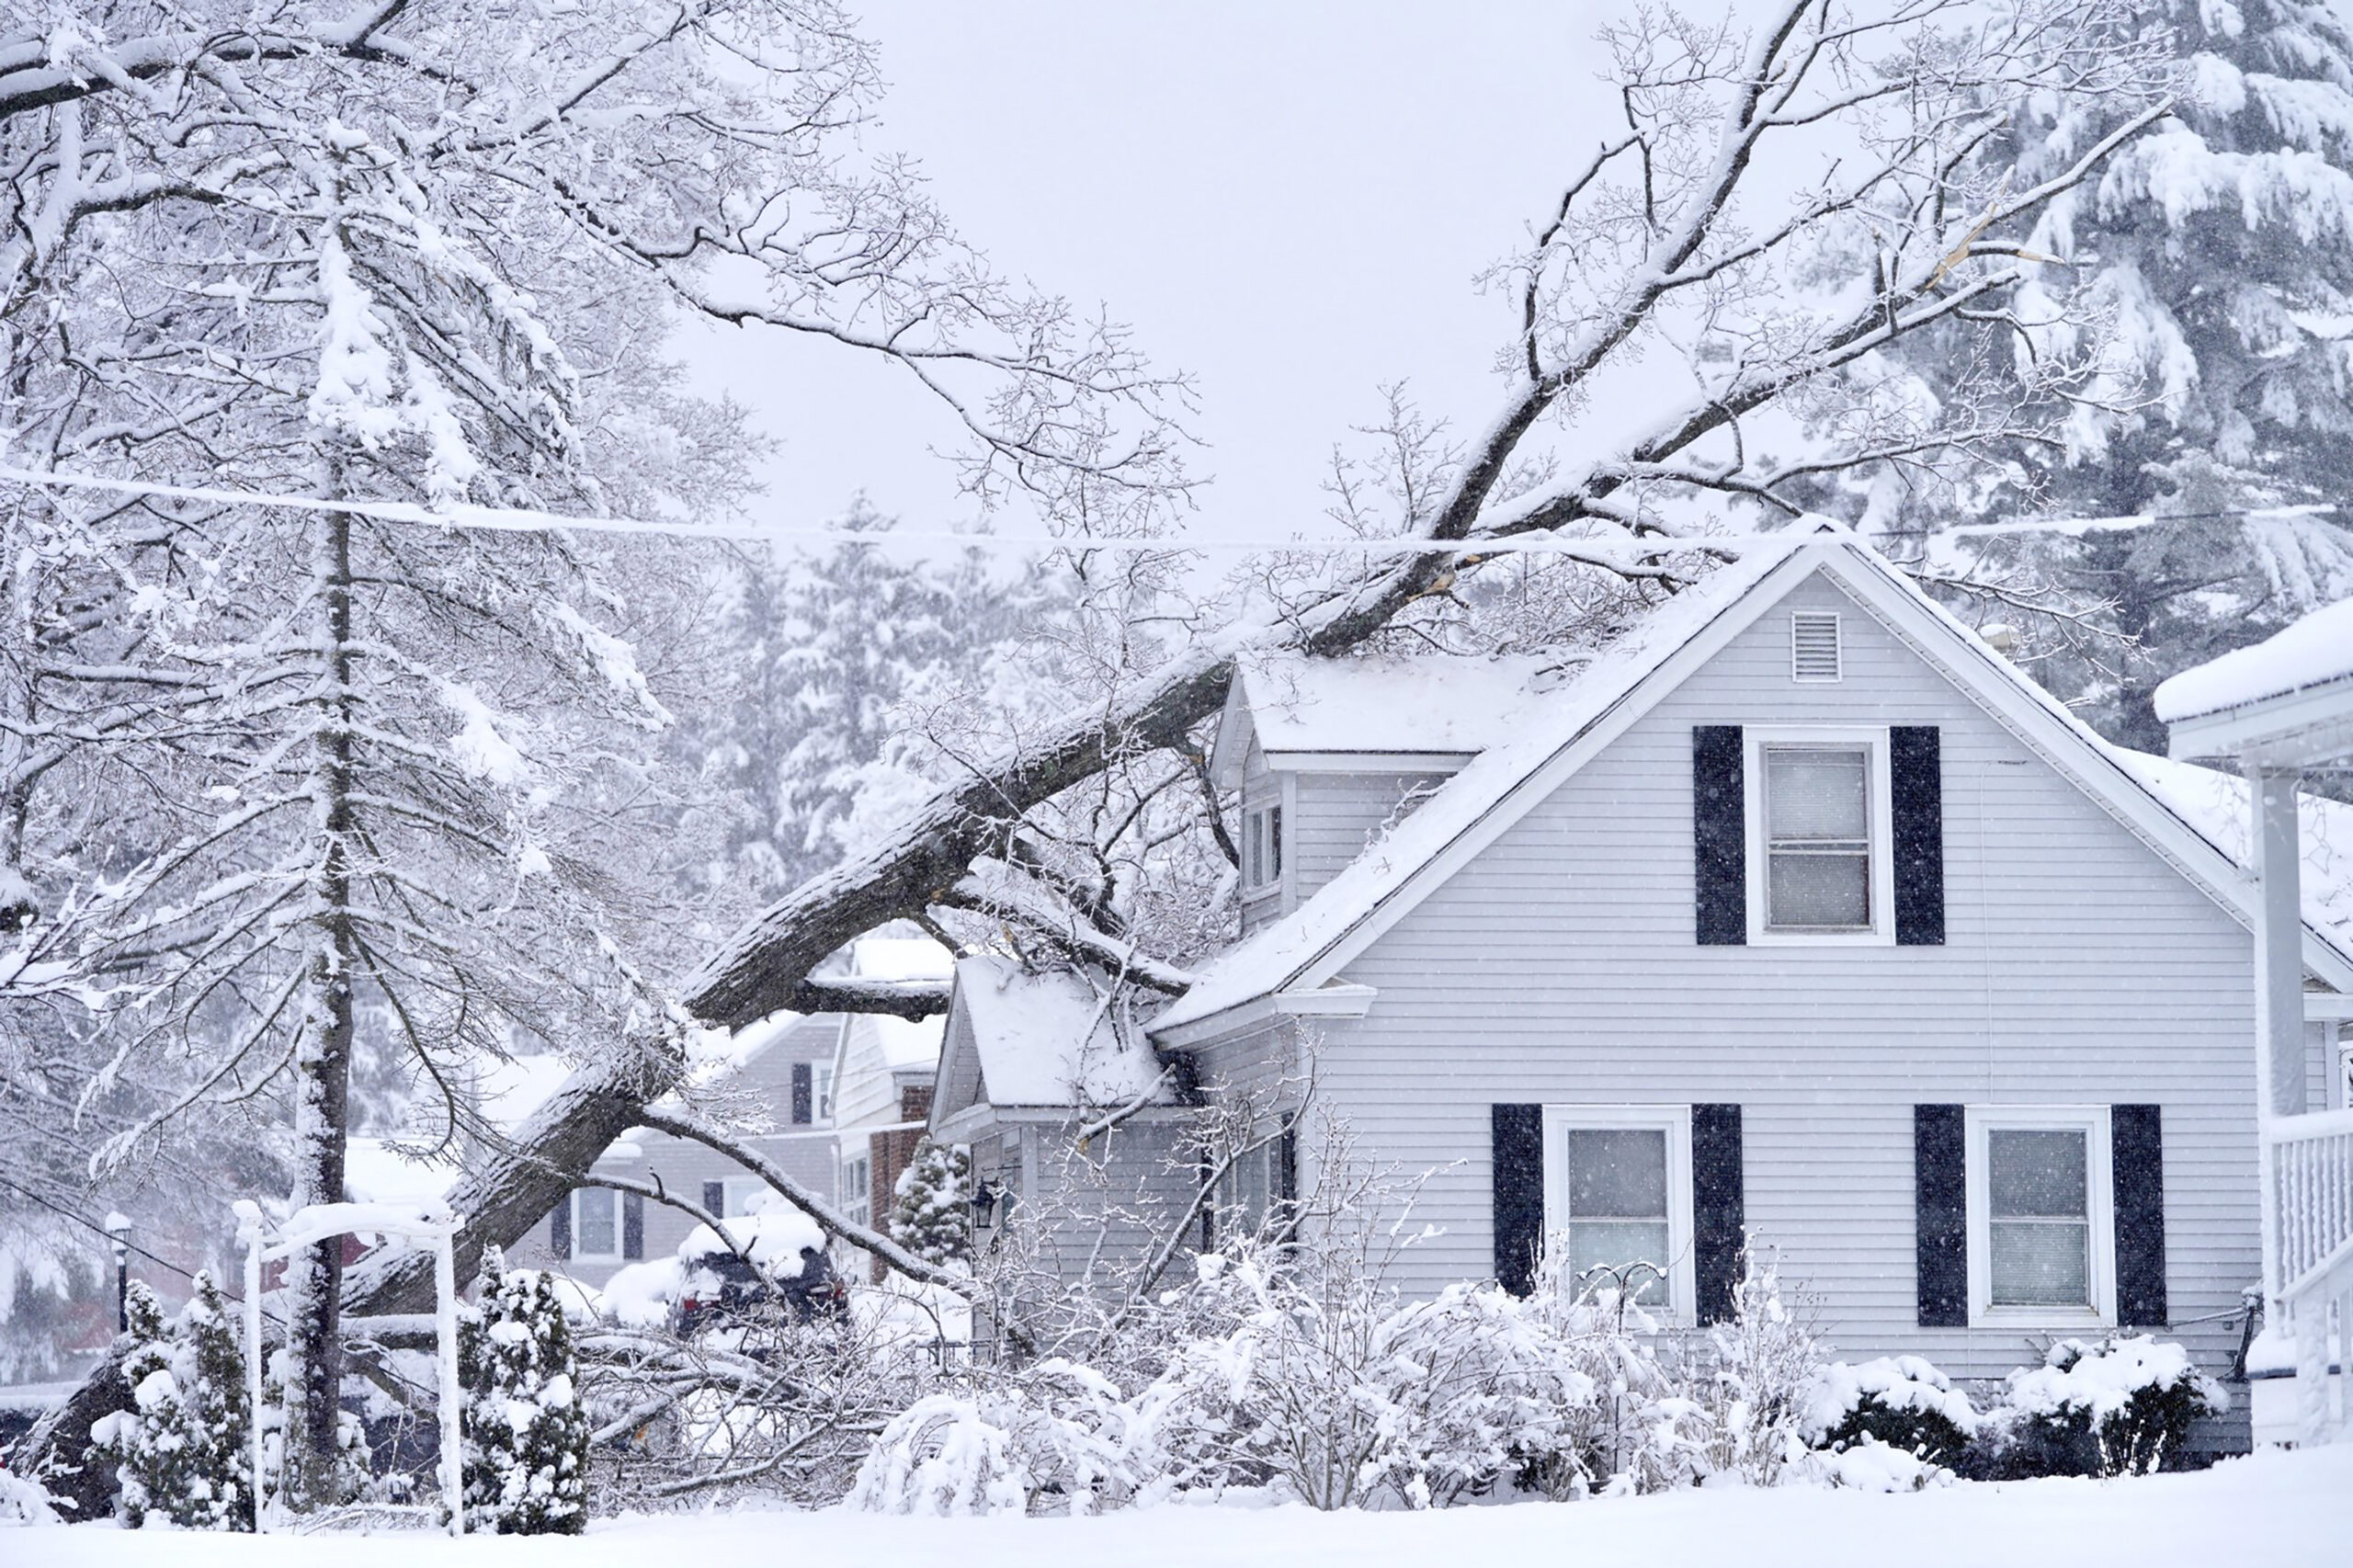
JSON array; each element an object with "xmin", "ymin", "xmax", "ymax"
[
  {"xmin": 1157, "ymin": 536, "xmax": 1811, "ymax": 1034},
  {"xmin": 686, "ymin": 1007, "xmax": 807, "ymax": 1082},
  {"xmin": 951, "ymin": 955, "xmax": 1175, "ymax": 1108},
  {"xmin": 1152, "ymin": 531, "xmax": 2353, "ymax": 1040},
  {"xmin": 870, "ymin": 1015, "xmax": 947, "ymax": 1074},
  {"xmin": 1231, "ymin": 652, "xmax": 1563, "ymax": 760},
  {"xmin": 852, "ymin": 936, "xmax": 956, "ymax": 981},
  {"xmin": 2108, "ymin": 748, "xmax": 2353, "ymax": 960},
  {"xmin": 344, "ymin": 1051, "xmax": 585, "ymax": 1202},
  {"xmin": 2154, "ymin": 597, "xmax": 2353, "ymax": 722}
]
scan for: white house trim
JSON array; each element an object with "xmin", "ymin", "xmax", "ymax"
[{"xmin": 1540, "ymin": 1103, "xmax": 1697, "ymax": 1325}]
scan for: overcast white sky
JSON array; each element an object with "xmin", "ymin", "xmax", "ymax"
[{"xmin": 681, "ymin": 2, "xmax": 1631, "ymax": 545}]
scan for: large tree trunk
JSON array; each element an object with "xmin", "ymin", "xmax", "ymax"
[{"xmin": 282, "ymin": 505, "xmax": 360, "ymax": 1511}]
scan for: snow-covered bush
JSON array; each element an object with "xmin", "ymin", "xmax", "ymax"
[
  {"xmin": 459, "ymin": 1250, "xmax": 590, "ymax": 1534},
  {"xmin": 0, "ymin": 1470, "xmax": 63, "ymax": 1527},
  {"xmin": 849, "ymin": 1361, "xmax": 1142, "ymax": 1517},
  {"xmin": 1980, "ymin": 1335, "xmax": 2223, "ymax": 1478},
  {"xmin": 1789, "ymin": 1433, "xmax": 1953, "ymax": 1493},
  {"xmin": 1516, "ymin": 1249, "xmax": 1709, "ymax": 1496},
  {"xmin": 1691, "ymin": 1250, "xmax": 1819, "ymax": 1486},
  {"xmin": 890, "ymin": 1139, "xmax": 972, "ymax": 1269},
  {"xmin": 90, "ymin": 1274, "xmax": 253, "ymax": 1529},
  {"xmin": 1799, "ymin": 1356, "xmax": 1978, "ymax": 1469}
]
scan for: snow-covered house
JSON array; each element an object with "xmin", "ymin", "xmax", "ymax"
[
  {"xmin": 506, "ymin": 1010, "xmax": 848, "ymax": 1289},
  {"xmin": 974, "ymin": 528, "xmax": 2353, "ymax": 1439},
  {"xmin": 930, "ymin": 956, "xmax": 1184, "ymax": 1269}
]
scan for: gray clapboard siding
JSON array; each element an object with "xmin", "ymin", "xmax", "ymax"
[{"xmin": 1291, "ymin": 573, "xmax": 2265, "ymax": 1391}]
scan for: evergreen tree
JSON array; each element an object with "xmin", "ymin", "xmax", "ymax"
[
  {"xmin": 888, "ymin": 1140, "xmax": 972, "ymax": 1270},
  {"xmin": 690, "ymin": 507, "xmax": 1071, "ymax": 903},
  {"xmin": 459, "ymin": 1249, "xmax": 589, "ymax": 1535},
  {"xmin": 1851, "ymin": 0, "xmax": 2353, "ymax": 746},
  {"xmin": 91, "ymin": 1274, "xmax": 253, "ymax": 1529}
]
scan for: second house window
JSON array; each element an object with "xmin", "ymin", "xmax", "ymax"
[
  {"xmin": 573, "ymin": 1188, "xmax": 621, "ymax": 1261},
  {"xmin": 1243, "ymin": 803, "xmax": 1284, "ymax": 894},
  {"xmin": 1966, "ymin": 1107, "xmax": 2114, "ymax": 1324},
  {"xmin": 1746, "ymin": 728, "xmax": 1894, "ymax": 942}
]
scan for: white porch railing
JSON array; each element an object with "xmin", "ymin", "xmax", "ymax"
[{"xmin": 2268, "ymin": 1108, "xmax": 2353, "ymax": 1298}]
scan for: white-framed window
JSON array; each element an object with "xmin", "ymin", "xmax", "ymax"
[
  {"xmin": 841, "ymin": 1153, "xmax": 871, "ymax": 1229},
  {"xmin": 1217, "ymin": 1140, "xmax": 1277, "ymax": 1237},
  {"xmin": 1966, "ymin": 1106, "xmax": 2114, "ymax": 1327},
  {"xmin": 571, "ymin": 1187, "xmax": 622, "ymax": 1262},
  {"xmin": 1744, "ymin": 726, "xmax": 1895, "ymax": 945},
  {"xmin": 1242, "ymin": 801, "xmax": 1285, "ymax": 897},
  {"xmin": 721, "ymin": 1177, "xmax": 769, "ymax": 1218},
  {"xmin": 816, "ymin": 1064, "xmax": 835, "ymax": 1121},
  {"xmin": 1541, "ymin": 1105, "xmax": 1693, "ymax": 1321}
]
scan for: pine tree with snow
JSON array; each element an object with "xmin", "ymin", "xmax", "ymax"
[
  {"xmin": 459, "ymin": 1248, "xmax": 589, "ymax": 1535},
  {"xmin": 888, "ymin": 1140, "xmax": 972, "ymax": 1270},
  {"xmin": 91, "ymin": 1274, "xmax": 253, "ymax": 1529},
  {"xmin": 1845, "ymin": 0, "xmax": 2353, "ymax": 747}
]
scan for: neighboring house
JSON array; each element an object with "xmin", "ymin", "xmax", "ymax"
[
  {"xmin": 930, "ymin": 955, "xmax": 1185, "ymax": 1274},
  {"xmin": 828, "ymin": 937, "xmax": 954, "ymax": 1276},
  {"xmin": 507, "ymin": 1010, "xmax": 849, "ymax": 1288},
  {"xmin": 944, "ymin": 527, "xmax": 2353, "ymax": 1443}
]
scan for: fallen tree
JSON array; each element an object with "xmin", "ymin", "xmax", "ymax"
[{"xmin": 11, "ymin": 0, "xmax": 2177, "ymax": 1503}]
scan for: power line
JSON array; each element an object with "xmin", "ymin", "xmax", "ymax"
[{"xmin": 0, "ymin": 1171, "xmax": 241, "ymax": 1301}]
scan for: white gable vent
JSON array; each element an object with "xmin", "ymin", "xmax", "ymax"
[{"xmin": 1790, "ymin": 611, "xmax": 1842, "ymax": 681}]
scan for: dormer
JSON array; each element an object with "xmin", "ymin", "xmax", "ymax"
[{"xmin": 1210, "ymin": 653, "xmax": 1559, "ymax": 929}]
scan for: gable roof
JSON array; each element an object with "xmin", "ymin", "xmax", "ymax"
[
  {"xmin": 1151, "ymin": 531, "xmax": 2353, "ymax": 1044},
  {"xmin": 1211, "ymin": 652, "xmax": 1564, "ymax": 781},
  {"xmin": 942, "ymin": 956, "xmax": 1175, "ymax": 1109}
]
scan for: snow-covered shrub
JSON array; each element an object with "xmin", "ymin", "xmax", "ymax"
[
  {"xmin": 1691, "ymin": 1250, "xmax": 1818, "ymax": 1486},
  {"xmin": 1799, "ymin": 1356, "xmax": 1978, "ymax": 1468},
  {"xmin": 1789, "ymin": 1433, "xmax": 1952, "ymax": 1493},
  {"xmin": 890, "ymin": 1140, "xmax": 972, "ymax": 1269},
  {"xmin": 1982, "ymin": 1335, "xmax": 2223, "ymax": 1478},
  {"xmin": 459, "ymin": 1250, "xmax": 589, "ymax": 1534},
  {"xmin": 849, "ymin": 1360, "xmax": 1142, "ymax": 1517},
  {"xmin": 0, "ymin": 1470, "xmax": 63, "ymax": 1527},
  {"xmin": 1518, "ymin": 1248, "xmax": 1710, "ymax": 1496},
  {"xmin": 90, "ymin": 1274, "xmax": 253, "ymax": 1529}
]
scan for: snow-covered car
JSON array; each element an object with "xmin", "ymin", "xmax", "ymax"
[{"xmin": 669, "ymin": 1209, "xmax": 847, "ymax": 1335}]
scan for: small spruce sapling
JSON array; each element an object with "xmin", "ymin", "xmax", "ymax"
[
  {"xmin": 889, "ymin": 1140, "xmax": 972, "ymax": 1270},
  {"xmin": 459, "ymin": 1247, "xmax": 590, "ymax": 1534},
  {"xmin": 91, "ymin": 1274, "xmax": 253, "ymax": 1529}
]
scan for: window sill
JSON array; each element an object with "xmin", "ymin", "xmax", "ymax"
[
  {"xmin": 1241, "ymin": 883, "xmax": 1284, "ymax": 905},
  {"xmin": 1972, "ymin": 1305, "xmax": 2111, "ymax": 1332},
  {"xmin": 1746, "ymin": 927, "xmax": 1896, "ymax": 948}
]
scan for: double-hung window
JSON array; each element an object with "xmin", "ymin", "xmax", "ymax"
[
  {"xmin": 1745, "ymin": 728, "xmax": 1894, "ymax": 943},
  {"xmin": 1966, "ymin": 1107, "xmax": 2114, "ymax": 1325},
  {"xmin": 1541, "ymin": 1106, "xmax": 1693, "ymax": 1318},
  {"xmin": 1243, "ymin": 802, "xmax": 1284, "ymax": 896},
  {"xmin": 572, "ymin": 1188, "xmax": 622, "ymax": 1262}
]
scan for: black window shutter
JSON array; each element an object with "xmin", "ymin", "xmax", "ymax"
[
  {"xmin": 550, "ymin": 1195, "xmax": 572, "ymax": 1260},
  {"xmin": 622, "ymin": 1192, "xmax": 644, "ymax": 1260},
  {"xmin": 1277, "ymin": 1118, "xmax": 1299, "ymax": 1206},
  {"xmin": 1890, "ymin": 725, "xmax": 1945, "ymax": 946},
  {"xmin": 1915, "ymin": 1104, "xmax": 1968, "ymax": 1326},
  {"xmin": 2112, "ymin": 1105, "xmax": 2168, "ymax": 1326},
  {"xmin": 1493, "ymin": 1104, "xmax": 1545, "ymax": 1296},
  {"xmin": 1692, "ymin": 1105, "xmax": 1745, "ymax": 1325},
  {"xmin": 702, "ymin": 1179, "xmax": 725, "ymax": 1217},
  {"xmin": 791, "ymin": 1062, "xmax": 814, "ymax": 1125},
  {"xmin": 1693, "ymin": 726, "xmax": 1746, "ymax": 945}
]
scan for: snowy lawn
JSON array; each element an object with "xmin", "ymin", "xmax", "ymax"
[{"xmin": 12, "ymin": 1446, "xmax": 2351, "ymax": 1568}]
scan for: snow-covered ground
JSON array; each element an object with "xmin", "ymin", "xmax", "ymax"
[{"xmin": 11, "ymin": 1447, "xmax": 2350, "ymax": 1568}]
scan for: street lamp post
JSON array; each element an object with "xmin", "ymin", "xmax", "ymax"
[{"xmin": 104, "ymin": 1211, "xmax": 131, "ymax": 1333}]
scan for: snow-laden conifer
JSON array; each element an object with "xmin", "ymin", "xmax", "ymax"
[
  {"xmin": 459, "ymin": 1247, "xmax": 590, "ymax": 1535},
  {"xmin": 90, "ymin": 1274, "xmax": 252, "ymax": 1529},
  {"xmin": 889, "ymin": 1140, "xmax": 973, "ymax": 1270}
]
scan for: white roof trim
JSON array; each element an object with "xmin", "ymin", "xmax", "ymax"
[
  {"xmin": 1150, "ymin": 537, "xmax": 2353, "ymax": 1041},
  {"xmin": 1263, "ymin": 750, "xmax": 1479, "ymax": 773}
]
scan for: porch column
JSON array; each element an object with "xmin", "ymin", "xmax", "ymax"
[{"xmin": 2249, "ymin": 762, "xmax": 2308, "ymax": 1121}]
